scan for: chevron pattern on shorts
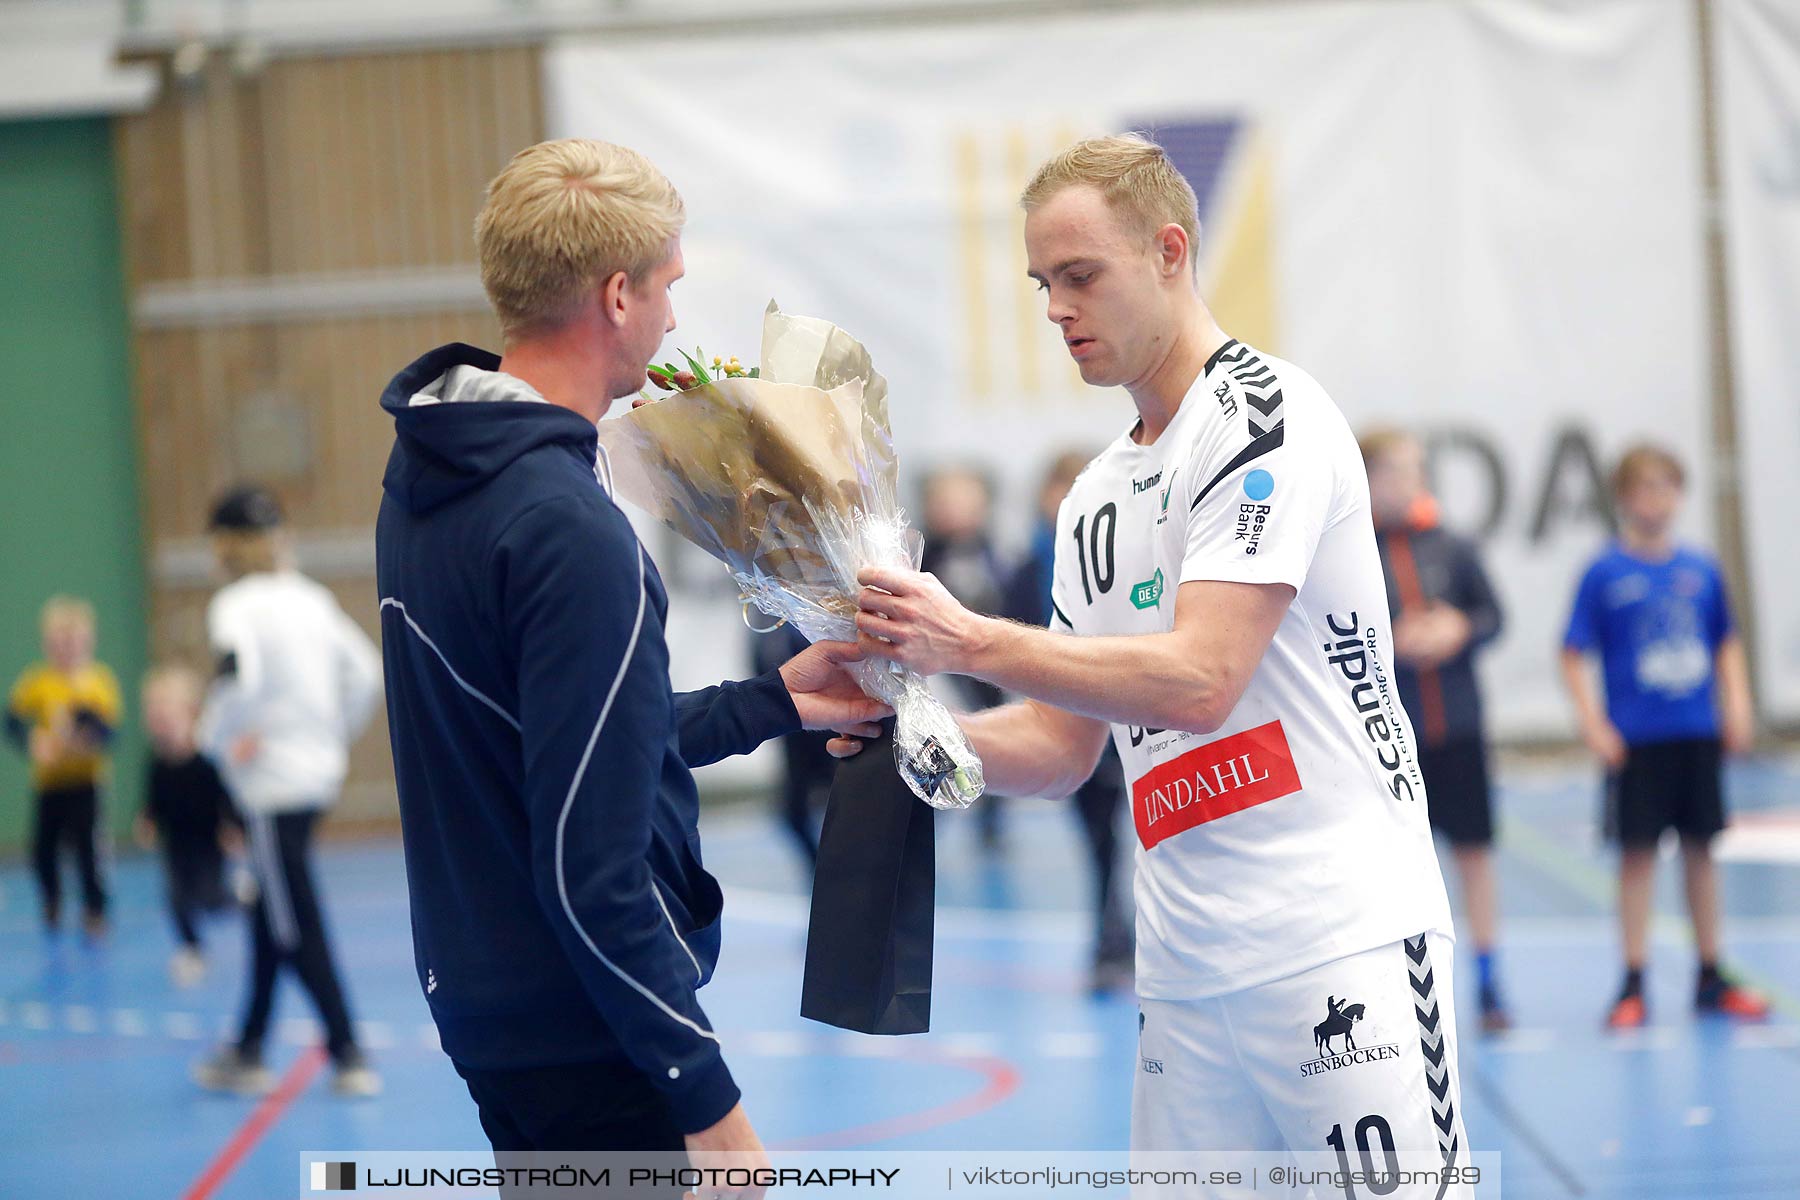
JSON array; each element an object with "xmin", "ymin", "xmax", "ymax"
[{"xmin": 1405, "ymin": 932, "xmax": 1460, "ymax": 1165}]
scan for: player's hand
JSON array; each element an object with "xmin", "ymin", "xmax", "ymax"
[
  {"xmin": 683, "ymin": 1103, "xmax": 769, "ymax": 1199},
  {"xmin": 27, "ymin": 726, "xmax": 62, "ymax": 769},
  {"xmin": 855, "ymin": 567, "xmax": 990, "ymax": 677},
  {"xmin": 133, "ymin": 815, "xmax": 158, "ymax": 851},
  {"xmin": 219, "ymin": 826, "xmax": 245, "ymax": 855},
  {"xmin": 1582, "ymin": 719, "xmax": 1627, "ymax": 770},
  {"xmin": 1722, "ymin": 707, "xmax": 1755, "ymax": 757},
  {"xmin": 228, "ymin": 733, "xmax": 261, "ymax": 767},
  {"xmin": 778, "ymin": 640, "xmax": 890, "ymax": 737}
]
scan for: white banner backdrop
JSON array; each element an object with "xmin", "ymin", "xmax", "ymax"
[
  {"xmin": 549, "ymin": 0, "xmax": 1711, "ymax": 746},
  {"xmin": 1720, "ymin": 0, "xmax": 1800, "ymax": 724}
]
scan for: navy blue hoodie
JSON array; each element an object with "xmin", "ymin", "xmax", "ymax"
[{"xmin": 375, "ymin": 343, "xmax": 798, "ymax": 1134}]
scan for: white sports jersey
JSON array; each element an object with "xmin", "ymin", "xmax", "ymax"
[
  {"xmin": 198, "ymin": 570, "xmax": 383, "ymax": 814},
  {"xmin": 1051, "ymin": 339, "xmax": 1453, "ymax": 1000}
]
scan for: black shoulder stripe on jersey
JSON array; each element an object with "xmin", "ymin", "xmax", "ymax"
[
  {"xmin": 1190, "ymin": 423, "xmax": 1285, "ymax": 511},
  {"xmin": 1051, "ymin": 600, "xmax": 1073, "ymax": 629},
  {"xmin": 1203, "ymin": 338, "xmax": 1244, "ymax": 374}
]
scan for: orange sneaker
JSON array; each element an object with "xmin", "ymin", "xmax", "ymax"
[
  {"xmin": 1607, "ymin": 993, "xmax": 1648, "ymax": 1030},
  {"xmin": 1699, "ymin": 983, "xmax": 1770, "ymax": 1020}
]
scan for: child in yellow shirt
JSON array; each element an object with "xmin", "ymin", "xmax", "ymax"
[{"xmin": 5, "ymin": 597, "xmax": 122, "ymax": 936}]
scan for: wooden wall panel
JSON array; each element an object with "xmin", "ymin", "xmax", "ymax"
[{"xmin": 116, "ymin": 44, "xmax": 544, "ymax": 824}]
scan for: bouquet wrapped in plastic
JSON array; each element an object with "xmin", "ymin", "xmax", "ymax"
[{"xmin": 595, "ymin": 302, "xmax": 984, "ymax": 810}]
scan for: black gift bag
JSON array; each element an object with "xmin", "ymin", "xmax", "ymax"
[{"xmin": 800, "ymin": 719, "xmax": 936, "ymax": 1035}]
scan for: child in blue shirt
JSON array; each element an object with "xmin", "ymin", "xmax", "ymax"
[{"xmin": 1560, "ymin": 445, "xmax": 1764, "ymax": 1029}]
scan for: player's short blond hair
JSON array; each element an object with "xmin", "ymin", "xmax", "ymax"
[
  {"xmin": 40, "ymin": 595, "xmax": 95, "ymax": 639},
  {"xmin": 1358, "ymin": 427, "xmax": 1421, "ymax": 470},
  {"xmin": 142, "ymin": 664, "xmax": 202, "ymax": 714},
  {"xmin": 476, "ymin": 139, "xmax": 686, "ymax": 336},
  {"xmin": 1021, "ymin": 134, "xmax": 1200, "ymax": 270}
]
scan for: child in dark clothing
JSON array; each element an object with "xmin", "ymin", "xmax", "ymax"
[{"xmin": 137, "ymin": 666, "xmax": 238, "ymax": 987}]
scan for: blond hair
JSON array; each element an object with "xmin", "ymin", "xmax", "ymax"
[
  {"xmin": 1357, "ymin": 427, "xmax": 1420, "ymax": 470},
  {"xmin": 476, "ymin": 139, "xmax": 686, "ymax": 336},
  {"xmin": 1021, "ymin": 134, "xmax": 1200, "ymax": 270},
  {"xmin": 40, "ymin": 595, "xmax": 96, "ymax": 639},
  {"xmin": 1611, "ymin": 443, "xmax": 1685, "ymax": 497},
  {"xmin": 142, "ymin": 664, "xmax": 202, "ymax": 714}
]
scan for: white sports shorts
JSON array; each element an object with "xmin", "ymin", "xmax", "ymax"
[{"xmin": 1133, "ymin": 931, "xmax": 1473, "ymax": 1199}]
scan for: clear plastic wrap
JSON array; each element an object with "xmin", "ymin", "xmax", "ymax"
[{"xmin": 594, "ymin": 303, "xmax": 984, "ymax": 810}]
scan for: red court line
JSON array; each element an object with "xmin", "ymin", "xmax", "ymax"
[
  {"xmin": 775, "ymin": 1051, "xmax": 1021, "ymax": 1150},
  {"xmin": 181, "ymin": 1046, "xmax": 328, "ymax": 1200}
]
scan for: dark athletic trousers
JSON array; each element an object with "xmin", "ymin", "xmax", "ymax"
[
  {"xmin": 236, "ymin": 808, "xmax": 359, "ymax": 1064},
  {"xmin": 33, "ymin": 782, "xmax": 108, "ymax": 921}
]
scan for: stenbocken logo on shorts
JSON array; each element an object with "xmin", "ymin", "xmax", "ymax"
[{"xmin": 1300, "ymin": 994, "xmax": 1401, "ymax": 1079}]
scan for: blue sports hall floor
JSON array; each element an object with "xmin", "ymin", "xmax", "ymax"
[{"xmin": 3, "ymin": 755, "xmax": 1800, "ymax": 1199}]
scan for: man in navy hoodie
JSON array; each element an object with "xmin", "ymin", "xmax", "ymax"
[{"xmin": 376, "ymin": 139, "xmax": 887, "ymax": 1177}]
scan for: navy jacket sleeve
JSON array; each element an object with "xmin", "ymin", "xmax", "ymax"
[
  {"xmin": 495, "ymin": 494, "xmax": 739, "ymax": 1134},
  {"xmin": 673, "ymin": 672, "xmax": 799, "ymax": 770}
]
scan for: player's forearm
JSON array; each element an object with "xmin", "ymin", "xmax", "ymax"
[
  {"xmin": 966, "ymin": 618, "xmax": 1231, "ymax": 734},
  {"xmin": 1559, "ymin": 650, "xmax": 1607, "ymax": 732},
  {"xmin": 958, "ymin": 701, "xmax": 1096, "ymax": 798},
  {"xmin": 1716, "ymin": 638, "xmax": 1755, "ymax": 729}
]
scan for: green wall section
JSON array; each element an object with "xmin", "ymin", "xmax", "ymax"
[{"xmin": 0, "ymin": 117, "xmax": 148, "ymax": 854}]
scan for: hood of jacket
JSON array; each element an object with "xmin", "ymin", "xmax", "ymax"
[{"xmin": 378, "ymin": 342, "xmax": 600, "ymax": 514}]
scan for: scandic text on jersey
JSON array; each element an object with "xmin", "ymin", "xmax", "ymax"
[{"xmin": 1131, "ymin": 721, "xmax": 1302, "ymax": 850}]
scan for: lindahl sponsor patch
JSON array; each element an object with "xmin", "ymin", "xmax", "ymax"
[{"xmin": 1130, "ymin": 720, "xmax": 1301, "ymax": 849}]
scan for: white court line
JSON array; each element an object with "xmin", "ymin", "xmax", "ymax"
[
  {"xmin": 1480, "ymin": 1028, "xmax": 1557, "ymax": 1055},
  {"xmin": 1041, "ymin": 1031, "xmax": 1106, "ymax": 1058},
  {"xmin": 724, "ymin": 884, "xmax": 1088, "ymax": 943},
  {"xmin": 355, "ymin": 1020, "xmax": 395, "ymax": 1050},
  {"xmin": 20, "ymin": 1002, "xmax": 51, "ymax": 1030},
  {"xmin": 1731, "ymin": 1024, "xmax": 1800, "ymax": 1049},
  {"xmin": 62, "ymin": 1005, "xmax": 97, "ymax": 1034},
  {"xmin": 162, "ymin": 1012, "xmax": 203, "ymax": 1040},
  {"xmin": 837, "ymin": 1037, "xmax": 908, "ymax": 1058},
  {"xmin": 740, "ymin": 1031, "xmax": 813, "ymax": 1057},
  {"xmin": 111, "ymin": 1009, "xmax": 149, "ymax": 1037},
  {"xmin": 1607, "ymin": 1027, "xmax": 1680, "ymax": 1052},
  {"xmin": 934, "ymin": 1033, "xmax": 1002, "ymax": 1058}
]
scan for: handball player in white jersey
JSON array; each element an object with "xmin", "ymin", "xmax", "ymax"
[{"xmin": 854, "ymin": 135, "xmax": 1470, "ymax": 1191}]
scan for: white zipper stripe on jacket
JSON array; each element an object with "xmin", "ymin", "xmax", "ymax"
[
  {"xmin": 378, "ymin": 598, "xmax": 521, "ymax": 732},
  {"xmin": 554, "ymin": 537, "xmax": 719, "ymax": 1046},
  {"xmin": 593, "ymin": 438, "xmax": 707, "ymax": 984}
]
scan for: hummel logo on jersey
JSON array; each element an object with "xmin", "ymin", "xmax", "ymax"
[
  {"xmin": 1133, "ymin": 470, "xmax": 1163, "ymax": 494},
  {"xmin": 1213, "ymin": 378, "xmax": 1238, "ymax": 419},
  {"xmin": 1131, "ymin": 720, "xmax": 1303, "ymax": 849},
  {"xmin": 425, "ymin": 969, "xmax": 438, "ymax": 994},
  {"xmin": 1301, "ymin": 994, "xmax": 1400, "ymax": 1079},
  {"xmin": 1192, "ymin": 342, "xmax": 1286, "ymax": 512},
  {"xmin": 1131, "ymin": 568, "xmax": 1165, "ymax": 610}
]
